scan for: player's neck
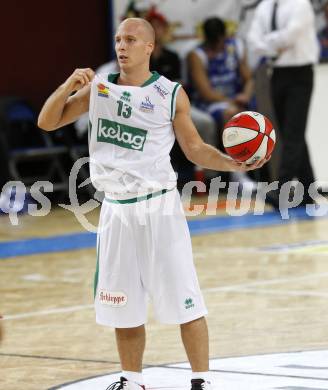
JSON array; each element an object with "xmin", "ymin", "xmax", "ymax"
[{"xmin": 118, "ymin": 68, "xmax": 153, "ymax": 87}]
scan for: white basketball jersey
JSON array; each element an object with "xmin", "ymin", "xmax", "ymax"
[{"xmin": 88, "ymin": 72, "xmax": 181, "ymax": 197}]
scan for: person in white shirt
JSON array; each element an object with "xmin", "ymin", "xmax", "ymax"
[{"xmin": 248, "ymin": 0, "xmax": 319, "ymax": 208}]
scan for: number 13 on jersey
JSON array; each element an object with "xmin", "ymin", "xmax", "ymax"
[{"xmin": 116, "ymin": 100, "xmax": 132, "ymax": 118}]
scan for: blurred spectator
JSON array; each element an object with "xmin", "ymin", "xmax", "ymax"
[
  {"xmin": 187, "ymin": 16, "xmax": 255, "ymax": 187},
  {"xmin": 318, "ymin": 2, "xmax": 328, "ymax": 62},
  {"xmin": 147, "ymin": 7, "xmax": 181, "ymax": 81},
  {"xmin": 188, "ymin": 17, "xmax": 254, "ymax": 136},
  {"xmin": 248, "ymin": 0, "xmax": 319, "ymax": 207}
]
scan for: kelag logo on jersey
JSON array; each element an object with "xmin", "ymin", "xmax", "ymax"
[{"xmin": 97, "ymin": 118, "xmax": 147, "ymax": 151}]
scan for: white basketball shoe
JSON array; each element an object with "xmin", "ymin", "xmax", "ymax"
[
  {"xmin": 191, "ymin": 379, "xmax": 213, "ymax": 390},
  {"xmin": 106, "ymin": 377, "xmax": 145, "ymax": 390}
]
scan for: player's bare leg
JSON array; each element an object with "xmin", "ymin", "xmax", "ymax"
[
  {"xmin": 180, "ymin": 316, "xmax": 209, "ymax": 371},
  {"xmin": 115, "ymin": 325, "xmax": 145, "ymax": 372}
]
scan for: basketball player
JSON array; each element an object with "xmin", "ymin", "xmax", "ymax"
[{"xmin": 38, "ymin": 18, "xmax": 267, "ymax": 390}]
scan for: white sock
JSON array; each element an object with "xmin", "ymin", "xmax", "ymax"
[
  {"xmin": 192, "ymin": 372, "xmax": 210, "ymax": 382},
  {"xmin": 122, "ymin": 371, "xmax": 144, "ymax": 385}
]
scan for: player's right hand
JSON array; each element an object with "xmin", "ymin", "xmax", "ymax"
[{"xmin": 63, "ymin": 68, "xmax": 95, "ymax": 93}]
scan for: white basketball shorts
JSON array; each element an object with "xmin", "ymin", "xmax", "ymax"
[{"xmin": 94, "ymin": 188, "xmax": 208, "ymax": 328}]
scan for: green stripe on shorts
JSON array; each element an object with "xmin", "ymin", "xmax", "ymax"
[
  {"xmin": 105, "ymin": 188, "xmax": 174, "ymax": 204},
  {"xmin": 94, "ymin": 239, "xmax": 100, "ymax": 299}
]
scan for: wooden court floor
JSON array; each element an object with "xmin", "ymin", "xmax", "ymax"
[{"xmin": 1, "ymin": 199, "xmax": 328, "ymax": 389}]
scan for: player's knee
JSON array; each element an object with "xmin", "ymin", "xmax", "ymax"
[
  {"xmin": 180, "ymin": 316, "xmax": 207, "ymax": 327},
  {"xmin": 115, "ymin": 325, "xmax": 145, "ymax": 337}
]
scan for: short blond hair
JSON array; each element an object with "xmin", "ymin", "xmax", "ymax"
[{"xmin": 119, "ymin": 17, "xmax": 155, "ymax": 43}]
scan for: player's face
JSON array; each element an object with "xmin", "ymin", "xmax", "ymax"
[{"xmin": 115, "ymin": 23, "xmax": 153, "ymax": 70}]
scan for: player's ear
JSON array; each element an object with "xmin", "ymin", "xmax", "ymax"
[{"xmin": 146, "ymin": 42, "xmax": 154, "ymax": 56}]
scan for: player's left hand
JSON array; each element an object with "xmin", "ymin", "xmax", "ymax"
[{"xmin": 226, "ymin": 155, "xmax": 271, "ymax": 172}]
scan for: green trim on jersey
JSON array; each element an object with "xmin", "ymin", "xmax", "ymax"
[
  {"xmin": 141, "ymin": 71, "xmax": 160, "ymax": 86},
  {"xmin": 170, "ymin": 83, "xmax": 181, "ymax": 121},
  {"xmin": 107, "ymin": 71, "xmax": 160, "ymax": 87},
  {"xmin": 94, "ymin": 239, "xmax": 100, "ymax": 299},
  {"xmin": 105, "ymin": 188, "xmax": 174, "ymax": 204},
  {"xmin": 108, "ymin": 73, "xmax": 119, "ymax": 84}
]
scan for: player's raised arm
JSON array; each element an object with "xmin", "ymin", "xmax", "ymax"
[
  {"xmin": 172, "ymin": 88, "xmax": 266, "ymax": 172},
  {"xmin": 38, "ymin": 68, "xmax": 95, "ymax": 131}
]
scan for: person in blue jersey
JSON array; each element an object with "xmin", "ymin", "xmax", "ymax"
[{"xmin": 188, "ymin": 17, "xmax": 254, "ymax": 130}]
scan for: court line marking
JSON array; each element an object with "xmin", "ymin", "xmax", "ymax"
[
  {"xmin": 0, "ymin": 352, "xmax": 119, "ymax": 364},
  {"xmin": 47, "ymin": 371, "xmax": 122, "ymax": 390},
  {"xmin": 2, "ymin": 349, "xmax": 327, "ymax": 372},
  {"xmin": 161, "ymin": 365, "xmax": 328, "ymax": 382},
  {"xmin": 222, "ymin": 287, "xmax": 328, "ymax": 298},
  {"xmin": 1, "ymin": 350, "xmax": 327, "ymax": 388},
  {"xmin": 202, "ymin": 271, "xmax": 328, "ymax": 293},
  {"xmin": 195, "ymin": 244, "xmax": 328, "ymax": 256},
  {"xmin": 0, "ymin": 207, "xmax": 322, "ymax": 259},
  {"xmin": 2, "ymin": 304, "xmax": 94, "ymax": 320},
  {"xmin": 3, "ymin": 272, "xmax": 328, "ymax": 321},
  {"xmin": 46, "ymin": 351, "xmax": 328, "ymax": 389}
]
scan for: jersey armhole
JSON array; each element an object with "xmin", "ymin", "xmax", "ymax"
[{"xmin": 170, "ymin": 83, "xmax": 181, "ymax": 121}]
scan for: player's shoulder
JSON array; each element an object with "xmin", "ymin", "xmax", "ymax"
[
  {"xmin": 151, "ymin": 73, "xmax": 181, "ymax": 97},
  {"xmin": 152, "ymin": 75, "xmax": 183, "ymax": 121},
  {"xmin": 156, "ymin": 74, "xmax": 179, "ymax": 87}
]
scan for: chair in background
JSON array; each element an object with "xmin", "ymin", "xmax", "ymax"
[{"xmin": 0, "ymin": 97, "xmax": 69, "ymax": 195}]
